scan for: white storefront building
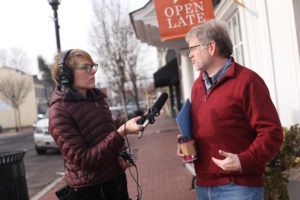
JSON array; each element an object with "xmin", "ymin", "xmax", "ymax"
[{"xmin": 130, "ymin": 0, "xmax": 300, "ymax": 127}]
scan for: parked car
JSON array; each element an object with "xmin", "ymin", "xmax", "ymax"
[
  {"xmin": 32, "ymin": 113, "xmax": 45, "ymax": 128},
  {"xmin": 33, "ymin": 109, "xmax": 58, "ymax": 155}
]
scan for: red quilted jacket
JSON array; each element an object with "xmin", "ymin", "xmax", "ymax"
[{"xmin": 49, "ymin": 87, "xmax": 125, "ymax": 188}]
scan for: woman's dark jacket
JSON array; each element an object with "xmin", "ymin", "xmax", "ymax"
[{"xmin": 49, "ymin": 86, "xmax": 125, "ymax": 188}]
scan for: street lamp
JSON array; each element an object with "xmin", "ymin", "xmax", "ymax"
[{"xmin": 48, "ymin": 0, "xmax": 62, "ymax": 53}]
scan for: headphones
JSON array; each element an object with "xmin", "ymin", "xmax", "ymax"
[{"xmin": 59, "ymin": 49, "xmax": 74, "ymax": 85}]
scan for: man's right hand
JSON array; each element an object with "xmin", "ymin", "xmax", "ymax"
[{"xmin": 177, "ymin": 134, "xmax": 191, "ymax": 163}]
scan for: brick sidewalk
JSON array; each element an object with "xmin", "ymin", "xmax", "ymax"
[{"xmin": 37, "ymin": 116, "xmax": 197, "ymax": 200}]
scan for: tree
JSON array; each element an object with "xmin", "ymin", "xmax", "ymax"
[
  {"xmin": 90, "ymin": 0, "xmax": 146, "ymax": 119},
  {"xmin": 0, "ymin": 48, "xmax": 30, "ymax": 72},
  {"xmin": 0, "ymin": 68, "xmax": 33, "ymax": 131},
  {"xmin": 125, "ymin": 33, "xmax": 143, "ymax": 111},
  {"xmin": 264, "ymin": 124, "xmax": 300, "ymax": 200},
  {"xmin": 38, "ymin": 56, "xmax": 54, "ymax": 84}
]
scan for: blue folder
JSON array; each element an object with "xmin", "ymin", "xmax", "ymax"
[{"xmin": 176, "ymin": 98, "xmax": 191, "ymax": 137}]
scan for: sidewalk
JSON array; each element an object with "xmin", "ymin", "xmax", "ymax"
[{"xmin": 35, "ymin": 116, "xmax": 197, "ymax": 200}]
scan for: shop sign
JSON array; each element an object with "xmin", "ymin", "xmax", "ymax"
[{"xmin": 154, "ymin": 0, "xmax": 215, "ymax": 41}]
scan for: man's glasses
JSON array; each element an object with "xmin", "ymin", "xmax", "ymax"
[
  {"xmin": 189, "ymin": 44, "xmax": 201, "ymax": 54},
  {"xmin": 73, "ymin": 64, "xmax": 98, "ymax": 73}
]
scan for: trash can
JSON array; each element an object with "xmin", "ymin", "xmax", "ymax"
[{"xmin": 0, "ymin": 150, "xmax": 29, "ymax": 200}]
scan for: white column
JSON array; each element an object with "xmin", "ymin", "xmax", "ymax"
[{"xmin": 180, "ymin": 54, "xmax": 195, "ymax": 100}]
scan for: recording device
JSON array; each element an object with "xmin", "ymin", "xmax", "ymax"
[
  {"xmin": 137, "ymin": 92, "xmax": 169, "ymax": 139},
  {"xmin": 118, "ymin": 148, "xmax": 136, "ymax": 167}
]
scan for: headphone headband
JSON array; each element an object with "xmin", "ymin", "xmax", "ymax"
[{"xmin": 59, "ymin": 49, "xmax": 73, "ymax": 66}]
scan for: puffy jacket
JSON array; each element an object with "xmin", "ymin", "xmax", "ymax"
[{"xmin": 49, "ymin": 86, "xmax": 125, "ymax": 188}]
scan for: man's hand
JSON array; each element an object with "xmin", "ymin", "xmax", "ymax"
[
  {"xmin": 212, "ymin": 150, "xmax": 242, "ymax": 172},
  {"xmin": 176, "ymin": 134, "xmax": 192, "ymax": 163}
]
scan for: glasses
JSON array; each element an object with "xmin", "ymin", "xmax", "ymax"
[
  {"xmin": 73, "ymin": 64, "xmax": 98, "ymax": 73},
  {"xmin": 189, "ymin": 44, "xmax": 201, "ymax": 54}
]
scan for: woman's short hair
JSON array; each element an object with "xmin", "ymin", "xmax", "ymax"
[
  {"xmin": 51, "ymin": 49, "xmax": 95, "ymax": 86},
  {"xmin": 185, "ymin": 20, "xmax": 233, "ymax": 58}
]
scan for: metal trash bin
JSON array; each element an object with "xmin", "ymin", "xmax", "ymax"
[{"xmin": 0, "ymin": 150, "xmax": 29, "ymax": 200}]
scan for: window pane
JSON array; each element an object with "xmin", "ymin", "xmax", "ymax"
[
  {"xmin": 227, "ymin": 21, "xmax": 234, "ymax": 44},
  {"xmin": 237, "ymin": 12, "xmax": 242, "ymax": 41},
  {"xmin": 233, "ymin": 15, "xmax": 240, "ymax": 44},
  {"xmin": 233, "ymin": 50, "xmax": 236, "ymax": 61},
  {"xmin": 236, "ymin": 45, "xmax": 244, "ymax": 65},
  {"xmin": 227, "ymin": 10, "xmax": 244, "ymax": 65},
  {"xmin": 240, "ymin": 45, "xmax": 244, "ymax": 65}
]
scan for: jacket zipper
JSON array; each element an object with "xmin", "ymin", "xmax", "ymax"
[
  {"xmin": 88, "ymin": 172, "xmax": 91, "ymax": 184},
  {"xmin": 204, "ymin": 95, "xmax": 208, "ymax": 102},
  {"xmin": 204, "ymin": 90, "xmax": 212, "ymax": 102},
  {"xmin": 204, "ymin": 77, "xmax": 228, "ymax": 102}
]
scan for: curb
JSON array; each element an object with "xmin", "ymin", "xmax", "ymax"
[
  {"xmin": 0, "ymin": 127, "xmax": 33, "ymax": 137},
  {"xmin": 31, "ymin": 176, "xmax": 64, "ymax": 200},
  {"xmin": 0, "ymin": 130, "xmax": 33, "ymax": 139}
]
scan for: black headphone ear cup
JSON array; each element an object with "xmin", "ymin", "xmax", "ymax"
[{"xmin": 59, "ymin": 66, "xmax": 74, "ymax": 85}]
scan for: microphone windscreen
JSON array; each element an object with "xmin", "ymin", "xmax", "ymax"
[{"xmin": 152, "ymin": 92, "xmax": 168, "ymax": 113}]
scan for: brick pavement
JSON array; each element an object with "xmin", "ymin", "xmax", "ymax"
[{"xmin": 36, "ymin": 116, "xmax": 197, "ymax": 200}]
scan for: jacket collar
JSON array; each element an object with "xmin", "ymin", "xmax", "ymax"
[
  {"xmin": 49, "ymin": 86, "xmax": 106, "ymax": 106},
  {"xmin": 199, "ymin": 57, "xmax": 237, "ymax": 82}
]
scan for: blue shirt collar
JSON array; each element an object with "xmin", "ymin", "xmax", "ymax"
[{"xmin": 202, "ymin": 57, "xmax": 233, "ymax": 93}]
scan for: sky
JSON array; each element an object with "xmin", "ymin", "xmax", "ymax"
[{"xmin": 0, "ymin": 0, "xmax": 154, "ymax": 77}]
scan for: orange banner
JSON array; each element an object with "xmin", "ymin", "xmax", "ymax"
[{"xmin": 153, "ymin": 0, "xmax": 215, "ymax": 41}]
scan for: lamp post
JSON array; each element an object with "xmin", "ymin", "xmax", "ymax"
[{"xmin": 48, "ymin": 0, "xmax": 61, "ymax": 53}]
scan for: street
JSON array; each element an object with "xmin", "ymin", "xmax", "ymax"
[{"xmin": 0, "ymin": 131, "xmax": 64, "ymax": 198}]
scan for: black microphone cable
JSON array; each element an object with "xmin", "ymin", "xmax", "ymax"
[{"xmin": 123, "ymin": 122, "xmax": 142, "ymax": 200}]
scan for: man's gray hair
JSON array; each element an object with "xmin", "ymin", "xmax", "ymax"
[{"xmin": 185, "ymin": 20, "xmax": 233, "ymax": 58}]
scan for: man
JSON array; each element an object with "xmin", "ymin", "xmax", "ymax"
[{"xmin": 178, "ymin": 20, "xmax": 283, "ymax": 199}]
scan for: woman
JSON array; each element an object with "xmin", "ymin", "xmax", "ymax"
[{"xmin": 49, "ymin": 49, "xmax": 142, "ymax": 200}]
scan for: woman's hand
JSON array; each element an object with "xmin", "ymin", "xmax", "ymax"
[
  {"xmin": 117, "ymin": 156, "xmax": 130, "ymax": 170},
  {"xmin": 117, "ymin": 116, "xmax": 143, "ymax": 137}
]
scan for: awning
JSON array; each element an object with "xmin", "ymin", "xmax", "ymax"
[{"xmin": 154, "ymin": 59, "xmax": 179, "ymax": 88}]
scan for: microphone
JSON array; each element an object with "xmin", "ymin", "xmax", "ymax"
[{"xmin": 137, "ymin": 92, "xmax": 169, "ymax": 138}]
